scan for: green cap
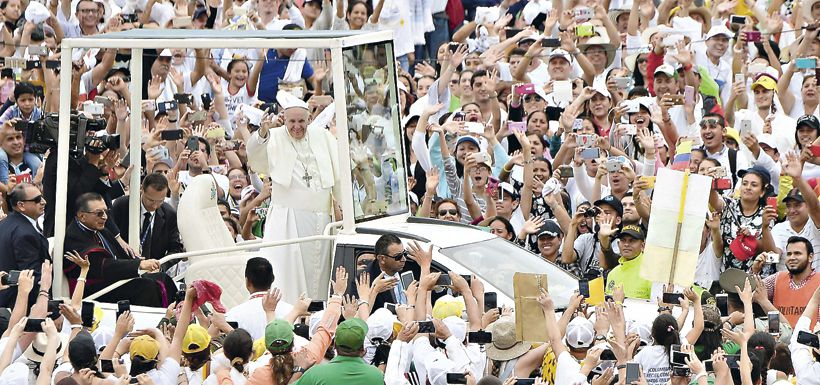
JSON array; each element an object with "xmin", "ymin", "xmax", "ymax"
[
  {"xmin": 265, "ymin": 319, "xmax": 294, "ymax": 354},
  {"xmin": 335, "ymin": 318, "xmax": 368, "ymax": 351}
]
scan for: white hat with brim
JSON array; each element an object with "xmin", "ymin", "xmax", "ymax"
[
  {"xmin": 805, "ymin": 0, "xmax": 820, "ymax": 23},
  {"xmin": 640, "ymin": 24, "xmax": 673, "ymax": 47},
  {"xmin": 705, "ymin": 24, "xmax": 734, "ymax": 41},
  {"xmin": 608, "ymin": 8, "xmax": 630, "ymax": 27},
  {"xmin": 579, "ymin": 36, "xmax": 616, "ymax": 69},
  {"xmin": 24, "ymin": 333, "xmax": 68, "ymax": 363}
]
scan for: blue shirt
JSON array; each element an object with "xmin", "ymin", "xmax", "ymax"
[{"xmin": 257, "ymin": 50, "xmax": 314, "ymax": 103}]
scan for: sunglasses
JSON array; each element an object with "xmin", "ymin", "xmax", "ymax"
[
  {"xmin": 82, "ymin": 209, "xmax": 109, "ymax": 218},
  {"xmin": 438, "ymin": 209, "xmax": 458, "ymax": 216},
  {"xmin": 19, "ymin": 195, "xmax": 43, "ymax": 204},
  {"xmin": 699, "ymin": 119, "xmax": 721, "ymax": 128},
  {"xmin": 382, "ymin": 250, "xmax": 408, "ymax": 261},
  {"xmin": 523, "ymin": 94, "xmax": 543, "ymax": 103},
  {"xmin": 637, "ymin": 58, "xmax": 648, "ymax": 64}
]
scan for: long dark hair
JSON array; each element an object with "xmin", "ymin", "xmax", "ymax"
[
  {"xmin": 129, "ymin": 356, "xmax": 158, "ymax": 377},
  {"xmin": 651, "ymin": 314, "xmax": 680, "ymax": 361},
  {"xmin": 269, "ymin": 351, "xmax": 295, "ymax": 385}
]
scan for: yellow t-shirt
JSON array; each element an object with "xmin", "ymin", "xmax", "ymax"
[{"xmin": 605, "ymin": 253, "xmax": 652, "ymax": 300}]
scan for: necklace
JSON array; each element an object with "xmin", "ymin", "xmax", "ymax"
[{"xmin": 288, "ymin": 133, "xmax": 314, "ymax": 188}]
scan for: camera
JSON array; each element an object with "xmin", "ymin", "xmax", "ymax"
[
  {"xmin": 84, "ymin": 134, "xmax": 120, "ymax": 154},
  {"xmin": 26, "ymin": 112, "xmax": 107, "ymax": 155}
]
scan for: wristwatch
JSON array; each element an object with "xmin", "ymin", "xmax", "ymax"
[{"xmin": 594, "ymin": 334, "xmax": 606, "ymax": 342}]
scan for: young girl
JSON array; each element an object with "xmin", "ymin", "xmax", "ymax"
[{"xmin": 220, "ymin": 53, "xmax": 264, "ymax": 124}]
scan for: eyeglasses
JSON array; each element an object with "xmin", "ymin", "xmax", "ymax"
[
  {"xmin": 82, "ymin": 209, "xmax": 109, "ymax": 218},
  {"xmin": 438, "ymin": 209, "xmax": 458, "ymax": 216},
  {"xmin": 382, "ymin": 250, "xmax": 408, "ymax": 261},
  {"xmin": 19, "ymin": 195, "xmax": 44, "ymax": 204},
  {"xmin": 143, "ymin": 196, "xmax": 165, "ymax": 205},
  {"xmin": 699, "ymin": 119, "xmax": 721, "ymax": 128},
  {"xmin": 637, "ymin": 58, "xmax": 648, "ymax": 64}
]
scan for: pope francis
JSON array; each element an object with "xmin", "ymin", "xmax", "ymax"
[{"xmin": 246, "ymin": 92, "xmax": 341, "ymax": 303}]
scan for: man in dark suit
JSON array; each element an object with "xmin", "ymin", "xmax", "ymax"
[
  {"xmin": 64, "ymin": 192, "xmax": 174, "ymax": 307},
  {"xmin": 0, "ymin": 183, "xmax": 50, "ymax": 307},
  {"xmin": 367, "ymin": 234, "xmax": 411, "ymax": 312},
  {"xmin": 110, "ymin": 172, "xmax": 183, "ymax": 261}
]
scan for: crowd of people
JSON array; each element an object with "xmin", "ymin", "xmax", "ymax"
[{"xmin": 0, "ymin": 0, "xmax": 816, "ymax": 383}]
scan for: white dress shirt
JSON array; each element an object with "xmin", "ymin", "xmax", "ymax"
[{"xmin": 225, "ymin": 292, "xmax": 294, "ymax": 341}]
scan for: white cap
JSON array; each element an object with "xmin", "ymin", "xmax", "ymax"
[
  {"xmin": 705, "ymin": 25, "xmax": 733, "ymax": 40},
  {"xmin": 758, "ymin": 133, "xmax": 776, "ymax": 149},
  {"xmin": 276, "ymin": 90, "xmax": 309, "ymax": 110},
  {"xmin": 565, "ymin": 316, "xmax": 595, "ymax": 349},
  {"xmin": 24, "ymin": 1, "xmax": 50, "ymax": 24},
  {"xmin": 442, "ymin": 316, "xmax": 467, "ymax": 343},
  {"xmin": 424, "ymin": 352, "xmax": 460, "ymax": 385},
  {"xmin": 159, "ymin": 49, "xmax": 173, "ymax": 57},
  {"xmin": 367, "ymin": 308, "xmax": 398, "ymax": 343},
  {"xmin": 548, "ymin": 48, "xmax": 572, "ymax": 63},
  {"xmin": 654, "ymin": 63, "xmax": 676, "ymax": 77}
]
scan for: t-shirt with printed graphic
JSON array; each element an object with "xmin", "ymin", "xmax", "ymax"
[{"xmin": 719, "ymin": 196, "xmax": 774, "ymax": 275}]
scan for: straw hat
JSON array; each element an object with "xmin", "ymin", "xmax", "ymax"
[
  {"xmin": 485, "ymin": 319, "xmax": 531, "ymax": 361},
  {"xmin": 579, "ymin": 36, "xmax": 617, "ymax": 68}
]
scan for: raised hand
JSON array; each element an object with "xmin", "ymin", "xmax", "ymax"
[
  {"xmin": 521, "ymin": 216, "xmax": 546, "ymax": 235},
  {"xmin": 407, "ymin": 241, "xmax": 434, "ymax": 269},
  {"xmin": 332, "ymin": 266, "xmax": 348, "ymax": 296},
  {"xmin": 263, "ymin": 288, "xmax": 282, "ymax": 312}
]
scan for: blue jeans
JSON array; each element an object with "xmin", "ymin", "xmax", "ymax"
[
  {"xmin": 0, "ymin": 149, "xmax": 41, "ymax": 184},
  {"xmin": 414, "ymin": 14, "xmax": 451, "ymax": 63}
]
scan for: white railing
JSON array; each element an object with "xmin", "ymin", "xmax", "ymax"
[{"xmin": 81, "ymin": 220, "xmax": 343, "ymax": 302}]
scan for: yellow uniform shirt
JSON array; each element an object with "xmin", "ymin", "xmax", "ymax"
[{"xmin": 605, "ymin": 252, "xmax": 652, "ymax": 300}]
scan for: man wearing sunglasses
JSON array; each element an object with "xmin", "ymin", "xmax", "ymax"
[
  {"xmin": 0, "ymin": 183, "xmax": 50, "ymax": 307},
  {"xmin": 62, "ymin": 192, "xmax": 174, "ymax": 307},
  {"xmin": 365, "ymin": 234, "xmax": 409, "ymax": 312},
  {"xmin": 698, "ymin": 113, "xmax": 749, "ymax": 189}
]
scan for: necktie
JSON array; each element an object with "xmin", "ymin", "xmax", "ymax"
[
  {"xmin": 141, "ymin": 212, "xmax": 152, "ymax": 256},
  {"xmin": 35, "ymin": 222, "xmax": 43, "ymax": 235}
]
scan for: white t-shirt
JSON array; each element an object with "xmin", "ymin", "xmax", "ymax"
[
  {"xmin": 634, "ymin": 345, "xmax": 671, "ymax": 385},
  {"xmin": 695, "ymin": 239, "xmax": 723, "ymax": 289},
  {"xmin": 146, "ymin": 358, "xmax": 182, "ymax": 385},
  {"xmin": 221, "ymin": 79, "xmax": 258, "ymax": 124},
  {"xmin": 555, "ymin": 351, "xmax": 589, "ymax": 385},
  {"xmin": 225, "ymin": 293, "xmax": 294, "ymax": 341},
  {"xmin": 203, "ymin": 367, "xmax": 247, "ymax": 385}
]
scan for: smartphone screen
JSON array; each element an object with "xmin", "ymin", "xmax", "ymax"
[
  {"xmin": 716, "ymin": 294, "xmax": 728, "ymax": 316},
  {"xmin": 684, "ymin": 85, "xmax": 695, "ymax": 104},
  {"xmin": 436, "ymin": 274, "xmax": 451, "ymax": 287},
  {"xmin": 2, "ymin": 270, "xmax": 20, "ymax": 286},
  {"xmin": 384, "ymin": 303, "xmax": 397, "ymax": 315},
  {"xmin": 400, "ymin": 271, "xmax": 414, "ymax": 290},
  {"xmin": 578, "ymin": 279, "xmax": 590, "ymax": 298},
  {"xmin": 445, "ymin": 373, "xmax": 467, "ymax": 384},
  {"xmin": 663, "ymin": 293, "xmax": 684, "ymax": 305},
  {"xmin": 767, "ymin": 311, "xmax": 779, "ymax": 334},
  {"xmin": 797, "ymin": 330, "xmax": 820, "ymax": 348},
  {"xmin": 24, "ymin": 318, "xmax": 45, "ymax": 333},
  {"xmin": 467, "ymin": 331, "xmax": 493, "ymax": 344},
  {"xmin": 625, "ymin": 362, "xmax": 640, "ymax": 383},
  {"xmin": 160, "ymin": 129, "xmax": 184, "ymax": 141},
  {"xmin": 227, "ymin": 321, "xmax": 239, "ymax": 329},
  {"xmin": 81, "ymin": 301, "xmax": 94, "ymax": 328},
  {"xmin": 116, "ymin": 300, "xmax": 130, "ymax": 320},
  {"xmin": 484, "ymin": 292, "xmax": 498, "ymax": 311},
  {"xmin": 100, "ymin": 359, "xmax": 115, "ymax": 373},
  {"xmin": 417, "ymin": 321, "xmax": 435, "ymax": 333},
  {"xmin": 307, "ymin": 301, "xmax": 325, "ymax": 312}
]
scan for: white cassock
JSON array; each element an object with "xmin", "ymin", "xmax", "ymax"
[{"xmin": 246, "ymin": 123, "xmax": 341, "ymax": 303}]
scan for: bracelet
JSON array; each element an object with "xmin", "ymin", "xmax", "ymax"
[
  {"xmin": 70, "ymin": 324, "xmax": 83, "ymax": 329},
  {"xmin": 693, "ymin": 372, "xmax": 708, "ymax": 381},
  {"xmin": 357, "ymin": 300, "xmax": 369, "ymax": 308},
  {"xmin": 38, "ymin": 292, "xmax": 48, "ymax": 297},
  {"xmin": 77, "ymin": 277, "xmax": 86, "ymax": 282},
  {"xmin": 616, "ymin": 364, "xmax": 627, "ymax": 370},
  {"xmin": 502, "ymin": 164, "xmax": 513, "ymax": 173}
]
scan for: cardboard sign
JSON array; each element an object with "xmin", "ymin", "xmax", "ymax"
[
  {"xmin": 641, "ymin": 168, "xmax": 711, "ymax": 286},
  {"xmin": 513, "ymin": 272, "xmax": 548, "ymax": 342}
]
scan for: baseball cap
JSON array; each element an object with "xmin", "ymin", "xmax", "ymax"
[
  {"xmin": 724, "ymin": 127, "xmax": 740, "ymax": 144},
  {"xmin": 626, "ymin": 320, "xmax": 652, "ymax": 345},
  {"xmin": 548, "ymin": 48, "xmax": 572, "ymax": 63},
  {"xmin": 432, "ymin": 294, "xmax": 465, "ymax": 320},
  {"xmin": 797, "ymin": 114, "xmax": 820, "ymax": 131},
  {"xmin": 751, "ymin": 74, "xmax": 777, "ymax": 91},
  {"xmin": 737, "ymin": 165, "xmax": 771, "ymax": 187},
  {"xmin": 456, "ymin": 135, "xmax": 480, "ymax": 149},
  {"xmin": 654, "ymin": 64, "xmax": 676, "ymax": 78},
  {"xmin": 783, "ymin": 188, "xmax": 805, "ymax": 203},
  {"xmin": 335, "ymin": 318, "xmax": 368, "ymax": 351},
  {"xmin": 565, "ymin": 317, "xmax": 595, "ymax": 349},
  {"xmin": 705, "ymin": 25, "xmax": 733, "ymax": 40},
  {"xmin": 594, "ymin": 195, "xmax": 624, "ymax": 217},
  {"xmin": 617, "ymin": 224, "xmax": 646, "ymax": 240},
  {"xmin": 536, "ymin": 220, "xmax": 563, "ymax": 239},
  {"xmin": 729, "ymin": 233, "xmax": 758, "ymax": 262},
  {"xmin": 182, "ymin": 324, "xmax": 211, "ymax": 354},
  {"xmin": 498, "ymin": 182, "xmax": 519, "ymax": 201},
  {"xmin": 68, "ymin": 331, "xmax": 97, "ymax": 366},
  {"xmin": 758, "ymin": 133, "xmax": 776, "ymax": 150},
  {"xmin": 130, "ymin": 335, "xmax": 160, "ymax": 361},
  {"xmin": 442, "ymin": 316, "xmax": 468, "ymax": 343},
  {"xmin": 265, "ymin": 319, "xmax": 295, "ymax": 354}
]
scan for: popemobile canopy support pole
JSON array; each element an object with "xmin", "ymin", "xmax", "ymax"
[
  {"xmin": 127, "ymin": 50, "xmax": 143, "ymax": 251},
  {"xmin": 330, "ymin": 45, "xmax": 355, "ymax": 235},
  {"xmin": 53, "ymin": 44, "xmax": 75, "ymax": 298}
]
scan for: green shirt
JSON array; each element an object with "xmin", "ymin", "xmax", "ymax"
[
  {"xmin": 293, "ymin": 355, "xmax": 384, "ymax": 385},
  {"xmin": 605, "ymin": 252, "xmax": 652, "ymax": 300}
]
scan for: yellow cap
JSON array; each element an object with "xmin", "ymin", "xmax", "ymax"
[
  {"xmin": 182, "ymin": 324, "xmax": 211, "ymax": 354},
  {"xmin": 130, "ymin": 335, "xmax": 160, "ymax": 361},
  {"xmin": 752, "ymin": 75, "xmax": 777, "ymax": 91},
  {"xmin": 725, "ymin": 127, "xmax": 740, "ymax": 144},
  {"xmin": 432, "ymin": 296, "xmax": 465, "ymax": 320},
  {"xmin": 252, "ymin": 338, "xmax": 267, "ymax": 361}
]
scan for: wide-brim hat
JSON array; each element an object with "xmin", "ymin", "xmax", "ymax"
[
  {"xmin": 24, "ymin": 332, "xmax": 68, "ymax": 363},
  {"xmin": 485, "ymin": 319, "xmax": 531, "ymax": 361},
  {"xmin": 579, "ymin": 36, "xmax": 616, "ymax": 69}
]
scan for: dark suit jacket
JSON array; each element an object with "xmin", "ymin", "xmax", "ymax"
[
  {"xmin": 63, "ymin": 219, "xmax": 140, "ymax": 296},
  {"xmin": 0, "ymin": 212, "xmax": 50, "ymax": 307},
  {"xmin": 366, "ymin": 259, "xmax": 423, "ymax": 314},
  {"xmin": 110, "ymin": 196, "xmax": 183, "ymax": 260},
  {"xmin": 43, "ymin": 154, "xmax": 124, "ymax": 238}
]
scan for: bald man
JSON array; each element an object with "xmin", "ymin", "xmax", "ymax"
[{"xmin": 247, "ymin": 105, "xmax": 341, "ymax": 302}]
